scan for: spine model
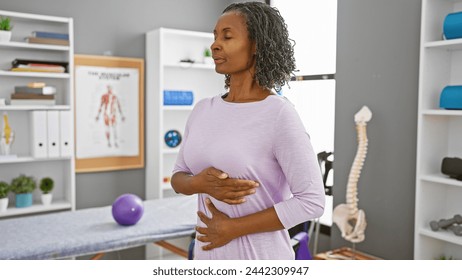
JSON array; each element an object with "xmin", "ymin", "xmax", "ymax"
[{"xmin": 332, "ymin": 106, "xmax": 372, "ymax": 243}]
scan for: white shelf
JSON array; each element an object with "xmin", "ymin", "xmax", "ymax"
[
  {"xmin": 420, "ymin": 174, "xmax": 462, "ymax": 187},
  {"xmin": 160, "ymin": 27, "xmax": 214, "ymax": 39},
  {"xmin": 0, "ymin": 70, "xmax": 70, "ymax": 79},
  {"xmin": 0, "ymin": 156, "xmax": 72, "ymax": 165},
  {"xmin": 422, "ymin": 109, "xmax": 462, "ymax": 116},
  {"xmin": 425, "ymin": 39, "xmax": 462, "ymax": 51},
  {"xmin": 165, "ymin": 62, "xmax": 215, "ymax": 70},
  {"xmin": 162, "ymin": 106, "xmax": 194, "ymax": 111},
  {"xmin": 161, "ymin": 182, "xmax": 173, "ymax": 191},
  {"xmin": 0, "ymin": 200, "xmax": 72, "ymax": 218},
  {"xmin": 0, "ymin": 105, "xmax": 71, "ymax": 111},
  {"xmin": 162, "ymin": 148, "xmax": 180, "ymax": 154},
  {"xmin": 419, "ymin": 227, "xmax": 462, "ymax": 246},
  {"xmin": 0, "ymin": 9, "xmax": 71, "ymax": 23},
  {"xmin": 0, "ymin": 41, "xmax": 70, "ymax": 51}
]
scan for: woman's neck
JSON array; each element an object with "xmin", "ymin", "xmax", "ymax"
[{"xmin": 225, "ymin": 76, "xmax": 272, "ymax": 103}]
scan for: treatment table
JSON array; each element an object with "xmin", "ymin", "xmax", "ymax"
[{"xmin": 0, "ymin": 195, "xmax": 197, "ymax": 259}]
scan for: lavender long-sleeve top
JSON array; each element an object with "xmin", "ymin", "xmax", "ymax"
[{"xmin": 172, "ymin": 94, "xmax": 325, "ymax": 259}]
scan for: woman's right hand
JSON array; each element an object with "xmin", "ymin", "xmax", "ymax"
[{"xmin": 193, "ymin": 167, "xmax": 259, "ymax": 204}]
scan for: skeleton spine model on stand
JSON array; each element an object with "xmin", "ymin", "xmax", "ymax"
[{"xmin": 333, "ymin": 106, "xmax": 372, "ymax": 246}]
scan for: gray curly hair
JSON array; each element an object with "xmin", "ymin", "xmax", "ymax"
[{"xmin": 222, "ymin": 2, "xmax": 296, "ymax": 92}]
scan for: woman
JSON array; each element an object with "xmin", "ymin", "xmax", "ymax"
[{"xmin": 171, "ymin": 2, "xmax": 325, "ymax": 260}]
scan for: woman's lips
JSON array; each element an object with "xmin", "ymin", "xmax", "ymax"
[{"xmin": 213, "ymin": 57, "xmax": 225, "ymax": 64}]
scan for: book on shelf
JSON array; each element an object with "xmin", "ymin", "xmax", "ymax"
[
  {"xmin": 10, "ymin": 66, "xmax": 65, "ymax": 73},
  {"xmin": 14, "ymin": 64, "xmax": 65, "ymax": 73},
  {"xmin": 11, "ymin": 93, "xmax": 55, "ymax": 100},
  {"xmin": 12, "ymin": 59, "xmax": 69, "ymax": 72},
  {"xmin": 32, "ymin": 31, "xmax": 69, "ymax": 40},
  {"xmin": 14, "ymin": 86, "xmax": 56, "ymax": 95},
  {"xmin": 25, "ymin": 36, "xmax": 69, "ymax": 46},
  {"xmin": 9, "ymin": 99, "xmax": 56, "ymax": 106},
  {"xmin": 28, "ymin": 82, "xmax": 46, "ymax": 88}
]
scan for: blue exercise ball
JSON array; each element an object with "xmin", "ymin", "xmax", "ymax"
[{"xmin": 112, "ymin": 194, "xmax": 144, "ymax": 226}]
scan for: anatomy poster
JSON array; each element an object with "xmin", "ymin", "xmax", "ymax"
[{"xmin": 75, "ymin": 66, "xmax": 139, "ymax": 159}]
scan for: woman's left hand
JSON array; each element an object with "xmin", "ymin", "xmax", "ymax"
[{"xmin": 196, "ymin": 198, "xmax": 237, "ymax": 250}]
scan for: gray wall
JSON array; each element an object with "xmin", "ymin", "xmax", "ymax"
[
  {"xmin": 333, "ymin": 0, "xmax": 421, "ymax": 259},
  {"xmin": 0, "ymin": 0, "xmax": 230, "ymax": 259}
]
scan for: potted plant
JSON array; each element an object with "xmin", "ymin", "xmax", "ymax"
[
  {"xmin": 203, "ymin": 47, "xmax": 213, "ymax": 64},
  {"xmin": 10, "ymin": 174, "xmax": 36, "ymax": 208},
  {"xmin": 0, "ymin": 181, "xmax": 10, "ymax": 212},
  {"xmin": 39, "ymin": 177, "xmax": 54, "ymax": 206},
  {"xmin": 0, "ymin": 16, "xmax": 13, "ymax": 42}
]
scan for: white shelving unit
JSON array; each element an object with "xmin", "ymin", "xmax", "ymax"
[
  {"xmin": 145, "ymin": 27, "xmax": 223, "ymax": 200},
  {"xmin": 415, "ymin": 0, "xmax": 462, "ymax": 259},
  {"xmin": 0, "ymin": 10, "xmax": 75, "ymax": 218},
  {"xmin": 145, "ymin": 27, "xmax": 223, "ymax": 259}
]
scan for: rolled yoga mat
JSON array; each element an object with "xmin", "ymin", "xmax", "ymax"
[
  {"xmin": 444, "ymin": 11, "xmax": 462, "ymax": 40},
  {"xmin": 440, "ymin": 85, "xmax": 462, "ymax": 109}
]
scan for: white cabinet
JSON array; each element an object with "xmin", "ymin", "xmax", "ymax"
[
  {"xmin": 0, "ymin": 10, "xmax": 75, "ymax": 218},
  {"xmin": 415, "ymin": 0, "xmax": 462, "ymax": 259},
  {"xmin": 145, "ymin": 28, "xmax": 223, "ymax": 200}
]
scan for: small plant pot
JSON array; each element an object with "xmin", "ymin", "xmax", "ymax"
[
  {"xmin": 41, "ymin": 193, "xmax": 53, "ymax": 206},
  {"xmin": 0, "ymin": 30, "xmax": 12, "ymax": 42},
  {"xmin": 15, "ymin": 193, "xmax": 33, "ymax": 208},
  {"xmin": 0, "ymin": 197, "xmax": 8, "ymax": 212}
]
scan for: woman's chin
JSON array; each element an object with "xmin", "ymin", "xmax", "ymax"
[{"xmin": 214, "ymin": 67, "xmax": 227, "ymax": 74}]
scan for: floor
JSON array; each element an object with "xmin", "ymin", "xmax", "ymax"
[{"xmin": 149, "ymin": 230, "xmax": 333, "ymax": 260}]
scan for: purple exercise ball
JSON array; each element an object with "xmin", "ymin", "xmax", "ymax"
[{"xmin": 112, "ymin": 194, "xmax": 144, "ymax": 226}]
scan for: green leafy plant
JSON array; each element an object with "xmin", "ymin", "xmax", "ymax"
[
  {"xmin": 204, "ymin": 48, "xmax": 212, "ymax": 57},
  {"xmin": 10, "ymin": 174, "xmax": 36, "ymax": 194},
  {"xmin": 39, "ymin": 177, "xmax": 54, "ymax": 194},
  {"xmin": 0, "ymin": 181, "xmax": 10, "ymax": 199},
  {"xmin": 0, "ymin": 16, "xmax": 13, "ymax": 31}
]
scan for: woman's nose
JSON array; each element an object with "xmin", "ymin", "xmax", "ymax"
[{"xmin": 211, "ymin": 41, "xmax": 220, "ymax": 52}]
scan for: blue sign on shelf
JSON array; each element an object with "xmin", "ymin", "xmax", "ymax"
[{"xmin": 163, "ymin": 90, "xmax": 194, "ymax": 105}]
